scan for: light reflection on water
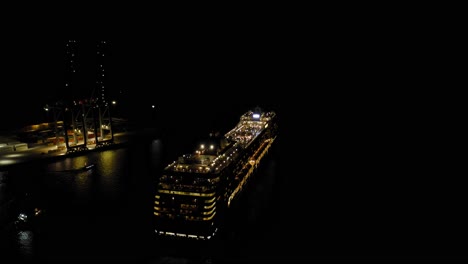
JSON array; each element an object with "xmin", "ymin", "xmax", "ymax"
[
  {"xmin": 96, "ymin": 149, "xmax": 128, "ymax": 199},
  {"xmin": 73, "ymin": 170, "xmax": 93, "ymax": 199},
  {"xmin": 151, "ymin": 139, "xmax": 163, "ymax": 170},
  {"xmin": 16, "ymin": 230, "xmax": 34, "ymax": 259},
  {"xmin": 44, "ymin": 148, "xmax": 128, "ymax": 202}
]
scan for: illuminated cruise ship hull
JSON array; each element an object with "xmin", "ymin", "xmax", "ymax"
[{"xmin": 154, "ymin": 108, "xmax": 278, "ymax": 240}]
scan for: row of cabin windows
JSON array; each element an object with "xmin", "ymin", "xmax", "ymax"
[
  {"xmin": 159, "ymin": 175, "xmax": 221, "ymax": 185},
  {"xmin": 159, "ymin": 213, "xmax": 212, "ymax": 221},
  {"xmin": 158, "ymin": 183, "xmax": 215, "ymax": 192},
  {"xmin": 158, "ymin": 202, "xmax": 213, "ymax": 212}
]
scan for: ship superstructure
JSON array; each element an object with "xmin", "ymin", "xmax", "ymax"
[{"xmin": 154, "ymin": 107, "xmax": 278, "ymax": 240}]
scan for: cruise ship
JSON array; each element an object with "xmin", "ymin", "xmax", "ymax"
[{"xmin": 154, "ymin": 107, "xmax": 278, "ymax": 240}]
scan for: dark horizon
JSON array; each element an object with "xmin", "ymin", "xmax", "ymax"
[{"xmin": 1, "ymin": 39, "xmax": 286, "ymax": 132}]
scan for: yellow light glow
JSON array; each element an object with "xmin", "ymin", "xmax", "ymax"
[{"xmin": 0, "ymin": 159, "xmax": 15, "ymax": 165}]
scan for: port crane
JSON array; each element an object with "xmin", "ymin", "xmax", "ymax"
[{"xmin": 46, "ymin": 40, "xmax": 114, "ymax": 154}]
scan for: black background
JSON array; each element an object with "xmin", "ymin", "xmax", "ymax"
[{"xmin": 0, "ymin": 9, "xmax": 462, "ymax": 262}]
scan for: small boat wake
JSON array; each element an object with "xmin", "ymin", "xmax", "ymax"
[
  {"xmin": 82, "ymin": 163, "xmax": 95, "ymax": 171},
  {"xmin": 48, "ymin": 163, "xmax": 96, "ymax": 173}
]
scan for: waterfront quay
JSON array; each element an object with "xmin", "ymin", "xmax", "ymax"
[{"xmin": 0, "ymin": 128, "xmax": 157, "ymax": 171}]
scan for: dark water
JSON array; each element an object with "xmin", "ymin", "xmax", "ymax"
[
  {"xmin": 3, "ymin": 121, "xmax": 464, "ymax": 262},
  {"xmin": 0, "ymin": 132, "xmax": 282, "ymax": 263}
]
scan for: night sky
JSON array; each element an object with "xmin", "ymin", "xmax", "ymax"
[{"xmin": 1, "ymin": 37, "xmax": 287, "ymax": 131}]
